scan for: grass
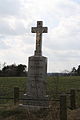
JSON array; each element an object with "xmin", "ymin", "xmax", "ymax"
[
  {"xmin": 0, "ymin": 76, "xmax": 80, "ymax": 99},
  {"xmin": 47, "ymin": 76, "xmax": 80, "ymax": 106},
  {"xmin": 0, "ymin": 76, "xmax": 80, "ymax": 92},
  {"xmin": 0, "ymin": 76, "xmax": 80, "ymax": 105},
  {"xmin": 0, "ymin": 76, "xmax": 80, "ymax": 120},
  {"xmin": 0, "ymin": 77, "xmax": 26, "ymax": 90},
  {"xmin": 0, "ymin": 105, "xmax": 30, "ymax": 120},
  {"xmin": 0, "ymin": 103, "xmax": 59, "ymax": 120},
  {"xmin": 47, "ymin": 76, "xmax": 80, "ymax": 92},
  {"xmin": 0, "ymin": 76, "xmax": 80, "ymax": 91}
]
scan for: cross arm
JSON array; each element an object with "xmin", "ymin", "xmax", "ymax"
[
  {"xmin": 31, "ymin": 27, "xmax": 37, "ymax": 33},
  {"xmin": 31, "ymin": 27, "xmax": 48, "ymax": 33},
  {"xmin": 42, "ymin": 27, "xmax": 48, "ymax": 33}
]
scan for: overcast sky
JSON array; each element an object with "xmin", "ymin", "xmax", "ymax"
[{"xmin": 0, "ymin": 0, "xmax": 80, "ymax": 72}]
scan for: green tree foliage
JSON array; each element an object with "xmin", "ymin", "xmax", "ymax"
[
  {"xmin": 0, "ymin": 64, "xmax": 27, "ymax": 77},
  {"xmin": 71, "ymin": 67, "xmax": 77, "ymax": 75},
  {"xmin": 71, "ymin": 65, "xmax": 80, "ymax": 76},
  {"xmin": 16, "ymin": 64, "xmax": 27, "ymax": 76},
  {"xmin": 77, "ymin": 65, "xmax": 80, "ymax": 75}
]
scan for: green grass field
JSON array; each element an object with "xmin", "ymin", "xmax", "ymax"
[
  {"xmin": 0, "ymin": 77, "xmax": 26, "ymax": 90},
  {"xmin": 0, "ymin": 76, "xmax": 80, "ymax": 96},
  {"xmin": 47, "ymin": 76, "xmax": 80, "ymax": 92},
  {"xmin": 0, "ymin": 76, "xmax": 80, "ymax": 120},
  {"xmin": 0, "ymin": 76, "xmax": 80, "ymax": 91},
  {"xmin": 0, "ymin": 76, "xmax": 80, "ymax": 103}
]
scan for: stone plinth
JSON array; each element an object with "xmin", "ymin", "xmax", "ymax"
[{"xmin": 25, "ymin": 55, "xmax": 48, "ymax": 106}]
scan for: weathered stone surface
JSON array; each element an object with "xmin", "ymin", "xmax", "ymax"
[
  {"xmin": 27, "ymin": 55, "xmax": 47, "ymax": 98},
  {"xmin": 25, "ymin": 21, "xmax": 48, "ymax": 107},
  {"xmin": 32, "ymin": 21, "xmax": 48, "ymax": 56}
]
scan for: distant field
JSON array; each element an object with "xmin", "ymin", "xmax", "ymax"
[
  {"xmin": 0, "ymin": 77, "xmax": 27, "ymax": 91},
  {"xmin": 47, "ymin": 76, "xmax": 80, "ymax": 92},
  {"xmin": 0, "ymin": 76, "xmax": 80, "ymax": 92},
  {"xmin": 0, "ymin": 76, "xmax": 80, "ymax": 105}
]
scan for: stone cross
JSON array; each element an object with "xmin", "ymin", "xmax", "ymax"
[{"xmin": 31, "ymin": 21, "xmax": 48, "ymax": 56}]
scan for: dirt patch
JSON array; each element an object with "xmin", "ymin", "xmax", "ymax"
[{"xmin": 68, "ymin": 108, "xmax": 80, "ymax": 120}]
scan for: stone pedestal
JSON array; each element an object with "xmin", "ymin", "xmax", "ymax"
[{"xmin": 26, "ymin": 55, "xmax": 48, "ymax": 106}]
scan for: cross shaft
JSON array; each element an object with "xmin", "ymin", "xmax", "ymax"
[{"xmin": 31, "ymin": 21, "xmax": 48, "ymax": 56}]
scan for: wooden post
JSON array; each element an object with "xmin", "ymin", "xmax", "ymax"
[
  {"xmin": 60, "ymin": 94, "xmax": 67, "ymax": 120},
  {"xmin": 14, "ymin": 87, "xmax": 19, "ymax": 104},
  {"xmin": 70, "ymin": 89, "xmax": 76, "ymax": 110}
]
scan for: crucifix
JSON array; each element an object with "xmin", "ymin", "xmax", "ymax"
[{"xmin": 31, "ymin": 21, "xmax": 48, "ymax": 56}]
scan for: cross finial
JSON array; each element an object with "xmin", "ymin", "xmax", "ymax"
[{"xmin": 31, "ymin": 21, "xmax": 48, "ymax": 56}]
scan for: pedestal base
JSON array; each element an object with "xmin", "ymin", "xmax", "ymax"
[
  {"xmin": 26, "ymin": 55, "xmax": 48, "ymax": 107},
  {"xmin": 27, "ymin": 55, "xmax": 47, "ymax": 98}
]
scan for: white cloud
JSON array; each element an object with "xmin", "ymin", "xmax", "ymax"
[
  {"xmin": 0, "ymin": 0, "xmax": 80, "ymax": 72},
  {"xmin": 46, "ymin": 15, "xmax": 80, "ymax": 50},
  {"xmin": 0, "ymin": 0, "xmax": 22, "ymax": 16}
]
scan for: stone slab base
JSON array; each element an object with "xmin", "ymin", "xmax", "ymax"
[{"xmin": 19, "ymin": 104, "xmax": 49, "ymax": 111}]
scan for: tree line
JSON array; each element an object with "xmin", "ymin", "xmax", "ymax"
[
  {"xmin": 0, "ymin": 63, "xmax": 27, "ymax": 77},
  {"xmin": 71, "ymin": 65, "xmax": 80, "ymax": 76},
  {"xmin": 0, "ymin": 62, "xmax": 80, "ymax": 77}
]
